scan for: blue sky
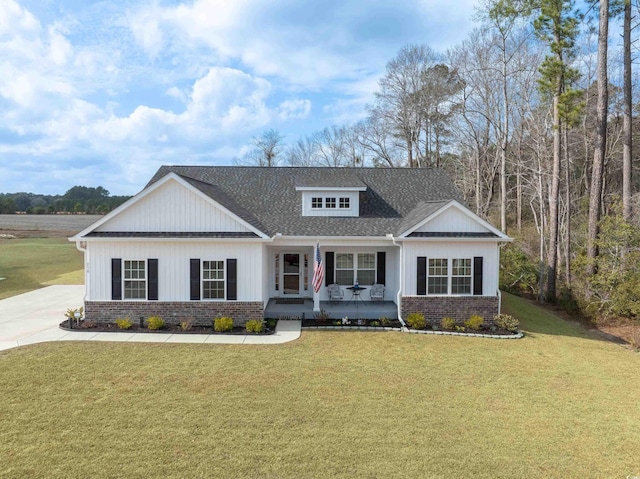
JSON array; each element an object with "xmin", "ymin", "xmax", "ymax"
[{"xmin": 0, "ymin": 0, "xmax": 480, "ymax": 195}]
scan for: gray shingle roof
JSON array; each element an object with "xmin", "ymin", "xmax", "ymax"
[
  {"xmin": 84, "ymin": 232, "xmax": 259, "ymax": 238},
  {"xmin": 146, "ymin": 166, "xmax": 466, "ymax": 237}
]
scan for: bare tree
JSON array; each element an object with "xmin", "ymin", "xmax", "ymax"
[{"xmin": 236, "ymin": 129, "xmax": 286, "ymax": 167}]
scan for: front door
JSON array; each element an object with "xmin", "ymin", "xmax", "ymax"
[{"xmin": 282, "ymin": 253, "xmax": 301, "ymax": 295}]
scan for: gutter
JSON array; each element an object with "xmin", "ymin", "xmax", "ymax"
[{"xmin": 387, "ymin": 234, "xmax": 407, "ymax": 330}]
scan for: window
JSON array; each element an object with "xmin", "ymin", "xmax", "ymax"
[
  {"xmin": 203, "ymin": 261, "xmax": 225, "ymax": 299},
  {"xmin": 274, "ymin": 254, "xmax": 279, "ymax": 291},
  {"xmin": 451, "ymin": 258, "xmax": 472, "ymax": 294},
  {"xmin": 357, "ymin": 253, "xmax": 375, "ymax": 285},
  {"xmin": 428, "ymin": 258, "xmax": 448, "ymax": 295},
  {"xmin": 334, "ymin": 252, "xmax": 376, "ymax": 286},
  {"xmin": 124, "ymin": 260, "xmax": 146, "ymax": 299},
  {"xmin": 339, "ymin": 197, "xmax": 350, "ymax": 209},
  {"xmin": 335, "ymin": 253, "xmax": 354, "ymax": 285},
  {"xmin": 311, "ymin": 197, "xmax": 322, "ymax": 209},
  {"xmin": 325, "ymin": 197, "xmax": 336, "ymax": 208}
]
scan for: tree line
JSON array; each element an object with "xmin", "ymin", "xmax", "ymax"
[
  {"xmin": 0, "ymin": 186, "xmax": 130, "ymax": 215},
  {"xmin": 237, "ymin": 0, "xmax": 640, "ymax": 323}
]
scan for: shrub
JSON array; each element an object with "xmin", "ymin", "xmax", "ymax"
[
  {"xmin": 464, "ymin": 314, "xmax": 484, "ymax": 331},
  {"xmin": 245, "ymin": 319, "xmax": 264, "ymax": 333},
  {"xmin": 115, "ymin": 317, "xmax": 133, "ymax": 330},
  {"xmin": 179, "ymin": 320, "xmax": 193, "ymax": 331},
  {"xmin": 147, "ymin": 316, "xmax": 165, "ymax": 330},
  {"xmin": 379, "ymin": 316, "xmax": 391, "ymax": 326},
  {"xmin": 214, "ymin": 317, "xmax": 234, "ymax": 332},
  {"xmin": 370, "ymin": 320, "xmax": 380, "ymax": 327},
  {"xmin": 454, "ymin": 325, "xmax": 466, "ymax": 332},
  {"xmin": 494, "ymin": 313, "xmax": 519, "ymax": 332},
  {"xmin": 265, "ymin": 318, "xmax": 278, "ymax": 330},
  {"xmin": 441, "ymin": 317, "xmax": 456, "ymax": 330},
  {"xmin": 406, "ymin": 312, "xmax": 426, "ymax": 330}
]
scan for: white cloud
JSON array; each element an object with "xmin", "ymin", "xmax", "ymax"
[{"xmin": 278, "ymin": 99, "xmax": 311, "ymax": 120}]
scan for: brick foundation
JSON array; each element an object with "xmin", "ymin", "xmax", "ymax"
[
  {"xmin": 84, "ymin": 301, "xmax": 264, "ymax": 326},
  {"xmin": 401, "ymin": 296, "xmax": 499, "ymax": 324}
]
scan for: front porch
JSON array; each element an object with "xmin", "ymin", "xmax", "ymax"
[{"xmin": 264, "ymin": 298, "xmax": 397, "ymax": 320}]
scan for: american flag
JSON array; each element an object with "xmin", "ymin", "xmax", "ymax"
[{"xmin": 312, "ymin": 241, "xmax": 324, "ymax": 293}]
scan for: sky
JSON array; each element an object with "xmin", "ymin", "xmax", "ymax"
[{"xmin": 0, "ymin": 0, "xmax": 481, "ymax": 196}]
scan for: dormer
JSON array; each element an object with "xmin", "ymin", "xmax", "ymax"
[{"xmin": 296, "ymin": 186, "xmax": 366, "ymax": 217}]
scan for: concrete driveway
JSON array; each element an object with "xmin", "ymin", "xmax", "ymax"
[
  {"xmin": 0, "ymin": 285, "xmax": 300, "ymax": 351},
  {"xmin": 0, "ymin": 285, "xmax": 85, "ymax": 351}
]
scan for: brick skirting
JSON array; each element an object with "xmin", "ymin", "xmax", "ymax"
[
  {"xmin": 84, "ymin": 301, "xmax": 264, "ymax": 326},
  {"xmin": 401, "ymin": 296, "xmax": 499, "ymax": 324}
]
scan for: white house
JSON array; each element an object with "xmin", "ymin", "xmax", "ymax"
[{"xmin": 70, "ymin": 167, "xmax": 511, "ymax": 326}]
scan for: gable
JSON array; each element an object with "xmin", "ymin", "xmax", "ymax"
[
  {"xmin": 414, "ymin": 205, "xmax": 491, "ymax": 234},
  {"xmin": 95, "ymin": 178, "xmax": 252, "ymax": 233}
]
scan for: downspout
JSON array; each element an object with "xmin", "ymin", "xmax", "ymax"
[
  {"xmin": 73, "ymin": 239, "xmax": 89, "ymax": 304},
  {"xmin": 387, "ymin": 234, "xmax": 407, "ymax": 330}
]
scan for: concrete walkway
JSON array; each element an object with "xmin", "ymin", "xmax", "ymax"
[{"xmin": 0, "ymin": 286, "xmax": 301, "ymax": 352}]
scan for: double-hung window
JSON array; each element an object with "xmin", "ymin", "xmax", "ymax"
[
  {"xmin": 203, "ymin": 261, "xmax": 225, "ymax": 299},
  {"xmin": 335, "ymin": 253, "xmax": 354, "ymax": 285},
  {"xmin": 124, "ymin": 260, "xmax": 146, "ymax": 299},
  {"xmin": 356, "ymin": 253, "xmax": 375, "ymax": 285},
  {"xmin": 427, "ymin": 258, "xmax": 448, "ymax": 294},
  {"xmin": 451, "ymin": 258, "xmax": 472, "ymax": 294}
]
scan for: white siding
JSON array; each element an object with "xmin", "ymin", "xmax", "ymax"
[
  {"xmin": 415, "ymin": 206, "xmax": 489, "ymax": 233},
  {"xmin": 96, "ymin": 179, "xmax": 251, "ymax": 233},
  {"xmin": 86, "ymin": 241, "xmax": 263, "ymax": 301},
  {"xmin": 402, "ymin": 241, "xmax": 499, "ymax": 296}
]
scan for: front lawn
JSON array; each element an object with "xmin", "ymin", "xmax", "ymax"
[
  {"xmin": 0, "ymin": 293, "xmax": 638, "ymax": 478},
  {"xmin": 0, "ymin": 238, "xmax": 83, "ymax": 299}
]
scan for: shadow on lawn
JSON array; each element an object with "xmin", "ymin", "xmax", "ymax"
[{"xmin": 501, "ymin": 292, "xmax": 626, "ymax": 344}]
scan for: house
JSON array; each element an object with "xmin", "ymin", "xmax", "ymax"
[{"xmin": 70, "ymin": 167, "xmax": 511, "ymax": 326}]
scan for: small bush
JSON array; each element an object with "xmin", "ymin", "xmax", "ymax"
[
  {"xmin": 379, "ymin": 316, "xmax": 391, "ymax": 326},
  {"xmin": 179, "ymin": 320, "xmax": 193, "ymax": 331},
  {"xmin": 370, "ymin": 320, "xmax": 380, "ymax": 327},
  {"xmin": 464, "ymin": 314, "xmax": 484, "ymax": 331},
  {"xmin": 147, "ymin": 316, "xmax": 165, "ymax": 330},
  {"xmin": 214, "ymin": 316, "xmax": 234, "ymax": 332},
  {"xmin": 245, "ymin": 319, "xmax": 264, "ymax": 333},
  {"xmin": 441, "ymin": 317, "xmax": 456, "ymax": 330},
  {"xmin": 266, "ymin": 318, "xmax": 278, "ymax": 330},
  {"xmin": 115, "ymin": 317, "xmax": 133, "ymax": 330},
  {"xmin": 406, "ymin": 312, "xmax": 426, "ymax": 330},
  {"xmin": 454, "ymin": 325, "xmax": 466, "ymax": 332},
  {"xmin": 494, "ymin": 313, "xmax": 519, "ymax": 332}
]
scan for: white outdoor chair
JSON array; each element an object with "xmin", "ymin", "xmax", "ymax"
[
  {"xmin": 370, "ymin": 283, "xmax": 385, "ymax": 301},
  {"xmin": 328, "ymin": 284, "xmax": 344, "ymax": 303}
]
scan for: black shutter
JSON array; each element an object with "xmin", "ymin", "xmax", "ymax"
[
  {"xmin": 111, "ymin": 258, "xmax": 122, "ymax": 300},
  {"xmin": 376, "ymin": 252, "xmax": 386, "ymax": 285},
  {"xmin": 325, "ymin": 252, "xmax": 334, "ymax": 286},
  {"xmin": 417, "ymin": 256, "xmax": 427, "ymax": 295},
  {"xmin": 190, "ymin": 259, "xmax": 200, "ymax": 300},
  {"xmin": 473, "ymin": 257, "xmax": 483, "ymax": 295},
  {"xmin": 147, "ymin": 259, "xmax": 158, "ymax": 300},
  {"xmin": 227, "ymin": 259, "xmax": 237, "ymax": 300}
]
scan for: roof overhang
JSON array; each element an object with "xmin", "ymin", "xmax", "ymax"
[{"xmin": 294, "ymin": 186, "xmax": 367, "ymax": 192}]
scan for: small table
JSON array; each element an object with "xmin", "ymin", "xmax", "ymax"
[{"xmin": 346, "ymin": 286, "xmax": 367, "ymax": 308}]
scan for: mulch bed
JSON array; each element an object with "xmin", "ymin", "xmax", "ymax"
[
  {"xmin": 302, "ymin": 318, "xmax": 518, "ymax": 335},
  {"xmin": 60, "ymin": 319, "xmax": 275, "ymax": 335}
]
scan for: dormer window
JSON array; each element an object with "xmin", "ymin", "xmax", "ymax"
[
  {"xmin": 312, "ymin": 197, "xmax": 323, "ymax": 209},
  {"xmin": 339, "ymin": 197, "xmax": 350, "ymax": 209},
  {"xmin": 325, "ymin": 197, "xmax": 336, "ymax": 208},
  {"xmin": 297, "ymin": 185, "xmax": 365, "ymax": 217}
]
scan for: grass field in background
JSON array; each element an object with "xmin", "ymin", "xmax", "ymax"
[
  {"xmin": 0, "ymin": 238, "xmax": 84, "ymax": 300},
  {"xmin": 0, "ymin": 293, "xmax": 638, "ymax": 478}
]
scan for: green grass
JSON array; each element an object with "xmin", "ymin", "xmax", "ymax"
[
  {"xmin": 1, "ymin": 293, "xmax": 639, "ymax": 478},
  {"xmin": 0, "ymin": 238, "xmax": 83, "ymax": 299}
]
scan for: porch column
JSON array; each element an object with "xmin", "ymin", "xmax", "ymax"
[{"xmin": 313, "ymin": 288, "xmax": 320, "ymax": 312}]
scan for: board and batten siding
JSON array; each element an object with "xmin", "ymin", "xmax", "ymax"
[
  {"xmin": 96, "ymin": 179, "xmax": 251, "ymax": 233},
  {"xmin": 402, "ymin": 241, "xmax": 499, "ymax": 296},
  {"xmin": 86, "ymin": 241, "xmax": 263, "ymax": 302},
  {"xmin": 415, "ymin": 207, "xmax": 489, "ymax": 233}
]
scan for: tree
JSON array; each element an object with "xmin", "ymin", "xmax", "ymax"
[
  {"xmin": 237, "ymin": 129, "xmax": 285, "ymax": 167},
  {"xmin": 586, "ymin": 0, "xmax": 610, "ymax": 275},
  {"xmin": 622, "ymin": 0, "xmax": 633, "ymax": 224},
  {"xmin": 533, "ymin": 0, "xmax": 582, "ymax": 301}
]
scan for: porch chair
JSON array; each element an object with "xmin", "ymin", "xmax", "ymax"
[
  {"xmin": 328, "ymin": 284, "xmax": 344, "ymax": 303},
  {"xmin": 370, "ymin": 283, "xmax": 385, "ymax": 301}
]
